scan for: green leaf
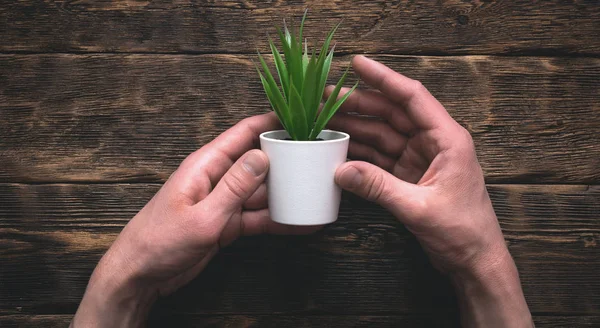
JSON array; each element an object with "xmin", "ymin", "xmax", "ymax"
[
  {"xmin": 317, "ymin": 45, "xmax": 335, "ymax": 108},
  {"xmin": 257, "ymin": 14, "xmax": 355, "ymax": 141},
  {"xmin": 257, "ymin": 52, "xmax": 294, "ymax": 137},
  {"xmin": 298, "ymin": 9, "xmax": 308, "ymax": 46},
  {"xmin": 289, "ymin": 83, "xmax": 309, "ymax": 140},
  {"xmin": 309, "ymin": 23, "xmax": 339, "ymax": 128},
  {"xmin": 283, "ymin": 19, "xmax": 292, "ymax": 45},
  {"xmin": 316, "ymin": 22, "xmax": 340, "ymax": 73},
  {"xmin": 269, "ymin": 37, "xmax": 289, "ymax": 101},
  {"xmin": 275, "ymin": 27, "xmax": 293, "ymax": 75},
  {"xmin": 302, "ymin": 48, "xmax": 319, "ymax": 129},
  {"xmin": 302, "ymin": 41, "xmax": 309, "ymax": 76},
  {"xmin": 300, "ymin": 10, "xmax": 309, "ymax": 77},
  {"xmin": 257, "ymin": 70, "xmax": 287, "ymax": 131},
  {"xmin": 310, "ymin": 68, "xmax": 358, "ymax": 140},
  {"xmin": 277, "ymin": 26, "xmax": 303, "ymax": 95}
]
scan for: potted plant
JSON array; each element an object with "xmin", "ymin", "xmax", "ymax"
[{"xmin": 257, "ymin": 12, "xmax": 358, "ymax": 225}]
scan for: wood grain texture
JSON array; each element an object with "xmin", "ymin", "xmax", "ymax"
[
  {"xmin": 1, "ymin": 54, "xmax": 598, "ymax": 184},
  {"xmin": 0, "ymin": 315, "xmax": 73, "ymax": 328},
  {"xmin": 1, "ymin": 183, "xmax": 598, "ymax": 316},
  {"xmin": 1, "ymin": 1, "xmax": 599, "ymax": 55},
  {"xmin": 2, "ymin": 314, "xmax": 599, "ymax": 328},
  {"xmin": 2, "ymin": 0, "xmax": 598, "ymax": 326}
]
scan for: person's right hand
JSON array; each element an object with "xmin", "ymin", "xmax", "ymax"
[
  {"xmin": 327, "ymin": 56, "xmax": 533, "ymax": 327},
  {"xmin": 327, "ymin": 55, "xmax": 506, "ymax": 274}
]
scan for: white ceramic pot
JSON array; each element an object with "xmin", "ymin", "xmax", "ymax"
[{"xmin": 259, "ymin": 130, "xmax": 349, "ymax": 226}]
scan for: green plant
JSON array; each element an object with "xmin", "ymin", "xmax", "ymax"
[{"xmin": 256, "ymin": 12, "xmax": 358, "ymax": 141}]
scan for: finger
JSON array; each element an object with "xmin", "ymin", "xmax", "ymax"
[
  {"xmin": 243, "ymin": 183, "xmax": 268, "ymax": 210},
  {"xmin": 169, "ymin": 113, "xmax": 280, "ymax": 204},
  {"xmin": 324, "ymin": 86, "xmax": 415, "ymax": 133},
  {"xmin": 201, "ymin": 149, "xmax": 269, "ymax": 217},
  {"xmin": 327, "ymin": 113, "xmax": 408, "ymax": 156},
  {"xmin": 352, "ymin": 55, "xmax": 454, "ymax": 130},
  {"xmin": 335, "ymin": 161, "xmax": 423, "ymax": 220},
  {"xmin": 347, "ymin": 140, "xmax": 397, "ymax": 172},
  {"xmin": 204, "ymin": 112, "xmax": 280, "ymax": 164},
  {"xmin": 241, "ymin": 209, "xmax": 324, "ymax": 236}
]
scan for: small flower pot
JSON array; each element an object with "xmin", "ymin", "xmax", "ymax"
[{"xmin": 260, "ymin": 130, "xmax": 350, "ymax": 226}]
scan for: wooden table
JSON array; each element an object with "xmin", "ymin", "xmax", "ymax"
[{"xmin": 1, "ymin": 1, "xmax": 599, "ymax": 327}]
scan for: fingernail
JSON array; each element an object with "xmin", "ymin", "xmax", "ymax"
[
  {"xmin": 339, "ymin": 166, "xmax": 362, "ymax": 189},
  {"xmin": 243, "ymin": 151, "xmax": 268, "ymax": 176}
]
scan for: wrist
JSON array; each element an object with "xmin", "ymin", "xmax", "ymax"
[
  {"xmin": 451, "ymin": 242, "xmax": 513, "ymax": 282},
  {"xmin": 451, "ymin": 248, "xmax": 533, "ymax": 328},
  {"xmin": 72, "ymin": 246, "xmax": 157, "ymax": 328}
]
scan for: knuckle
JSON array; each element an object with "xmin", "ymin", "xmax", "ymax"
[
  {"xmin": 378, "ymin": 72, "xmax": 393, "ymax": 90},
  {"xmin": 181, "ymin": 149, "xmax": 202, "ymax": 167},
  {"xmin": 407, "ymin": 195, "xmax": 429, "ymax": 218},
  {"xmin": 222, "ymin": 171, "xmax": 249, "ymax": 199},
  {"xmin": 365, "ymin": 171, "xmax": 389, "ymax": 202},
  {"xmin": 165, "ymin": 191, "xmax": 192, "ymax": 212},
  {"xmin": 373, "ymin": 123, "xmax": 387, "ymax": 146},
  {"xmin": 460, "ymin": 126, "xmax": 474, "ymax": 144},
  {"xmin": 234, "ymin": 117, "xmax": 254, "ymax": 134},
  {"xmin": 239, "ymin": 116, "xmax": 253, "ymax": 126},
  {"xmin": 451, "ymin": 126, "xmax": 476, "ymax": 156},
  {"xmin": 352, "ymin": 90, "xmax": 364, "ymax": 111},
  {"xmin": 410, "ymin": 79, "xmax": 427, "ymax": 97}
]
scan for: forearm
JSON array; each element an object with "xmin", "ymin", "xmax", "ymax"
[
  {"xmin": 451, "ymin": 249, "xmax": 533, "ymax": 328},
  {"xmin": 71, "ymin": 247, "xmax": 157, "ymax": 328}
]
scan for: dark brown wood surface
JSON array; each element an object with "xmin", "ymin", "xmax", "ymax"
[
  {"xmin": 1, "ymin": 1, "xmax": 599, "ymax": 327},
  {"xmin": 1, "ymin": 184, "xmax": 598, "ymax": 316},
  {"xmin": 2, "ymin": 314, "xmax": 600, "ymax": 328},
  {"xmin": 3, "ymin": 315, "xmax": 600, "ymax": 328},
  {"xmin": 1, "ymin": 1, "xmax": 599, "ymax": 55},
  {"xmin": 1, "ymin": 54, "xmax": 598, "ymax": 184}
]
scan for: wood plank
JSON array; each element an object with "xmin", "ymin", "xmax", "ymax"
[
  {"xmin": 145, "ymin": 315, "xmax": 600, "ymax": 328},
  {"xmin": 1, "ymin": 315, "xmax": 599, "ymax": 328},
  {"xmin": 1, "ymin": 1, "xmax": 599, "ymax": 55},
  {"xmin": 1, "ymin": 54, "xmax": 598, "ymax": 184},
  {"xmin": 0, "ymin": 315, "xmax": 72, "ymax": 328},
  {"xmin": 1, "ymin": 184, "xmax": 598, "ymax": 316}
]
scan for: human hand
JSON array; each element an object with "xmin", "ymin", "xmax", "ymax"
[
  {"xmin": 328, "ymin": 56, "xmax": 505, "ymax": 274},
  {"xmin": 72, "ymin": 113, "xmax": 319, "ymax": 327},
  {"xmin": 327, "ymin": 56, "xmax": 532, "ymax": 327}
]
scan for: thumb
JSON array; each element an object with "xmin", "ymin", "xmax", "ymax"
[
  {"xmin": 335, "ymin": 161, "xmax": 418, "ymax": 218},
  {"xmin": 203, "ymin": 149, "xmax": 269, "ymax": 216}
]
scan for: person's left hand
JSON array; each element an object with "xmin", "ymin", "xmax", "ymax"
[{"xmin": 72, "ymin": 113, "xmax": 320, "ymax": 328}]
